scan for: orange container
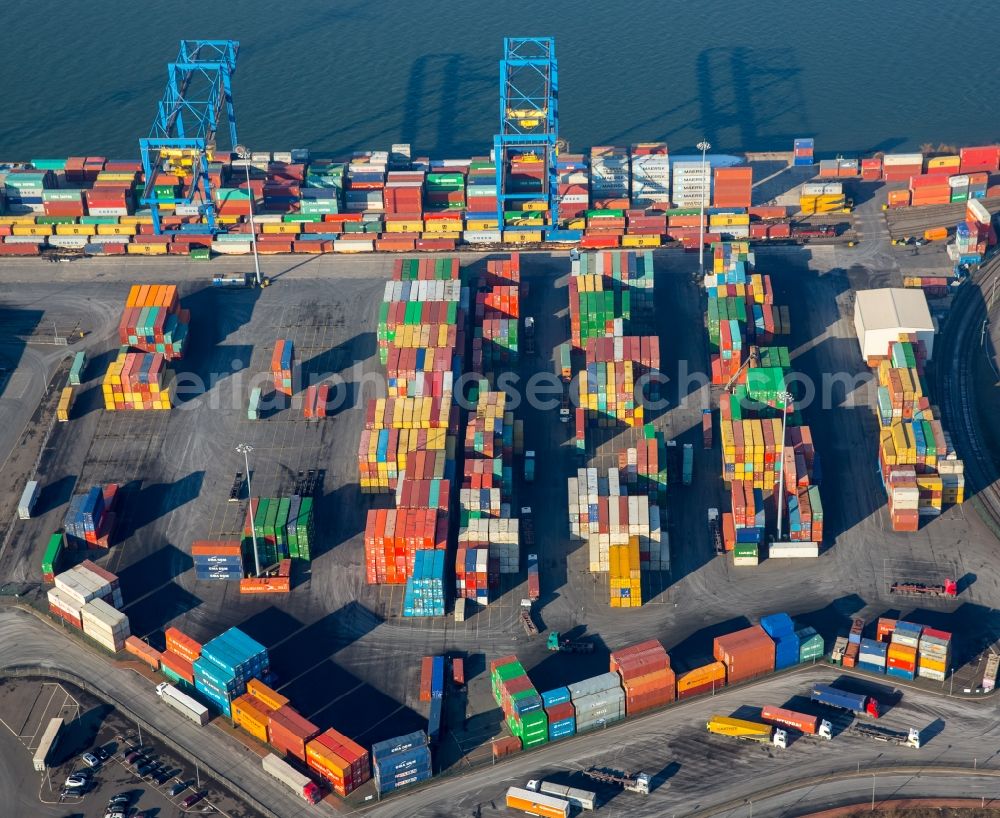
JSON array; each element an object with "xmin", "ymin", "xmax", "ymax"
[
  {"xmin": 247, "ymin": 678, "xmax": 290, "ymax": 711},
  {"xmin": 164, "ymin": 627, "xmax": 202, "ymax": 663}
]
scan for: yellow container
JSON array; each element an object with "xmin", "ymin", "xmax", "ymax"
[
  {"xmin": 127, "ymin": 243, "xmax": 168, "ymax": 255},
  {"xmin": 621, "ymin": 235, "xmax": 661, "ymax": 247},
  {"xmin": 13, "ymin": 225, "xmax": 53, "ymax": 236},
  {"xmin": 423, "ymin": 219, "xmax": 462, "ymax": 233},
  {"xmin": 466, "ymin": 218, "xmax": 499, "ymax": 230},
  {"xmin": 385, "ymin": 221, "xmax": 423, "ymax": 233}
]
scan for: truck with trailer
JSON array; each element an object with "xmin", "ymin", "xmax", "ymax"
[
  {"xmin": 32, "ymin": 717, "xmax": 63, "ymax": 772},
  {"xmin": 527, "ymin": 553, "xmax": 540, "ymax": 601},
  {"xmin": 809, "ymin": 683, "xmax": 880, "ymax": 718},
  {"xmin": 706, "ymin": 715, "xmax": 787, "ymax": 748},
  {"xmin": 524, "ymin": 316, "xmax": 536, "ymax": 356},
  {"xmin": 547, "ymin": 632, "xmax": 594, "ymax": 654},
  {"xmin": 708, "ymin": 508, "xmax": 724, "ymax": 555},
  {"xmin": 212, "ymin": 272, "xmax": 271, "ymax": 288},
  {"xmin": 524, "ymin": 450, "xmax": 536, "ymax": 482},
  {"xmin": 261, "ymin": 753, "xmax": 322, "ymax": 804},
  {"xmin": 851, "ymin": 723, "xmax": 921, "ymax": 748},
  {"xmin": 760, "ymin": 705, "xmax": 832, "ymax": 739},
  {"xmin": 583, "ymin": 767, "xmax": 651, "ymax": 795},
  {"xmin": 527, "ymin": 779, "xmax": 596, "ymax": 810},
  {"xmin": 519, "ymin": 599, "xmax": 539, "ymax": 636},
  {"xmin": 506, "ymin": 786, "xmax": 570, "ymax": 818},
  {"xmin": 890, "ymin": 578, "xmax": 958, "ymax": 598},
  {"xmin": 155, "ymin": 682, "xmax": 210, "ymax": 726}
]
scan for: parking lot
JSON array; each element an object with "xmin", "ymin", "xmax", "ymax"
[{"xmin": 0, "ymin": 676, "xmax": 252, "ymax": 817}]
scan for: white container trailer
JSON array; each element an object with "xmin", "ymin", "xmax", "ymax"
[
  {"xmin": 528, "ymin": 779, "xmax": 597, "ymax": 810},
  {"xmin": 18, "ymin": 480, "xmax": 40, "ymax": 520},
  {"xmin": 261, "ymin": 753, "xmax": 321, "ymax": 803},
  {"xmin": 155, "ymin": 682, "xmax": 209, "ymax": 726},
  {"xmin": 768, "ymin": 541, "xmax": 820, "ymax": 558}
]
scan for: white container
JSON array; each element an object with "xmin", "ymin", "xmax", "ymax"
[
  {"xmin": 948, "ymin": 175, "xmax": 970, "ymax": 188},
  {"xmin": 18, "ymin": 480, "xmax": 39, "ymax": 520},
  {"xmin": 768, "ymin": 541, "xmax": 819, "ymax": 558},
  {"xmin": 462, "ymin": 230, "xmax": 502, "ymax": 244},
  {"xmin": 882, "ymin": 153, "xmax": 924, "ymax": 166}
]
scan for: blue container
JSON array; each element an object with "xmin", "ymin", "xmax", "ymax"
[
  {"xmin": 760, "ymin": 613, "xmax": 795, "ymax": 638},
  {"xmin": 894, "ymin": 621, "xmax": 923, "ymax": 637},
  {"xmin": 859, "ymin": 638, "xmax": 886, "ymax": 657},
  {"xmin": 372, "ymin": 731, "xmax": 428, "ymax": 759},
  {"xmin": 427, "ymin": 698, "xmax": 442, "ymax": 744},
  {"xmin": 549, "ymin": 720, "xmax": 576, "ymax": 740},
  {"xmin": 857, "ymin": 660, "xmax": 886, "ymax": 674},
  {"xmin": 431, "ymin": 656, "xmax": 445, "ymax": 699},
  {"xmin": 886, "ymin": 665, "xmax": 915, "ymax": 680},
  {"xmin": 541, "ymin": 687, "xmax": 571, "ymax": 707},
  {"xmin": 773, "ymin": 633, "xmax": 800, "ymax": 670}
]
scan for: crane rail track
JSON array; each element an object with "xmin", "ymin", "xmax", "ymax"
[{"xmin": 935, "ymin": 254, "xmax": 1000, "ymax": 536}]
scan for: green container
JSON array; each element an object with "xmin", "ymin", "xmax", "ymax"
[
  {"xmin": 68, "ymin": 351, "xmax": 87, "ymax": 385},
  {"xmin": 161, "ymin": 665, "xmax": 185, "ymax": 685},
  {"xmin": 190, "ymin": 247, "xmax": 211, "ymax": 260},
  {"xmin": 734, "ymin": 543, "xmax": 759, "ymax": 558},
  {"xmin": 31, "ymin": 158, "xmax": 68, "ymax": 171},
  {"xmin": 796, "ymin": 627, "xmax": 825, "ymax": 662},
  {"xmin": 275, "ymin": 497, "xmax": 291, "ymax": 557},
  {"xmin": 42, "ymin": 532, "xmax": 65, "ymax": 577}
]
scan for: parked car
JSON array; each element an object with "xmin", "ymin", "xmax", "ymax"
[
  {"xmin": 94, "ymin": 746, "xmax": 114, "ymax": 763},
  {"xmin": 182, "ymin": 791, "xmax": 207, "ymax": 808},
  {"xmin": 81, "ymin": 752, "xmax": 101, "ymax": 768},
  {"xmin": 169, "ymin": 781, "xmax": 190, "ymax": 797},
  {"xmin": 64, "ymin": 772, "xmax": 90, "ymax": 789}
]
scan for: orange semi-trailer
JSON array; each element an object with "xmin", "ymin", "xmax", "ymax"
[
  {"xmin": 760, "ymin": 705, "xmax": 833, "ymax": 738},
  {"xmin": 506, "ymin": 786, "xmax": 570, "ymax": 818}
]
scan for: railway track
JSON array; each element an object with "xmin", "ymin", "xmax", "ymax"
[{"xmin": 935, "ymin": 254, "xmax": 1000, "ymax": 536}]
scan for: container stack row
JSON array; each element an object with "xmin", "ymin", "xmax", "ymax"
[
  {"xmin": 102, "ymin": 351, "xmax": 173, "ymax": 410},
  {"xmin": 867, "ymin": 336, "xmax": 964, "ymax": 531},
  {"xmin": 610, "ymin": 639, "xmax": 675, "ymax": 714},
  {"xmin": 568, "ymin": 250, "xmax": 655, "ymax": 349},
  {"xmin": 456, "ymin": 255, "xmax": 524, "ymax": 605},
  {"xmin": 47, "ymin": 559, "xmax": 126, "ymax": 649},
  {"xmin": 191, "ymin": 540, "xmax": 246, "ymax": 581},
  {"xmin": 363, "ymin": 258, "xmax": 464, "ymax": 602},
  {"xmin": 371, "ymin": 730, "xmax": 432, "ymax": 795},
  {"xmin": 706, "ymin": 242, "xmax": 824, "ymax": 561},
  {"xmin": 567, "ymin": 467, "xmax": 663, "ymax": 582},
  {"xmin": 271, "ymin": 339, "xmax": 294, "ymax": 397},
  {"xmin": 852, "ymin": 618, "xmax": 952, "ymax": 682}
]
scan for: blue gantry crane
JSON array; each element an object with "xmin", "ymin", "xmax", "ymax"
[
  {"xmin": 493, "ymin": 37, "xmax": 558, "ymax": 235},
  {"xmin": 139, "ymin": 40, "xmax": 239, "ymax": 235}
]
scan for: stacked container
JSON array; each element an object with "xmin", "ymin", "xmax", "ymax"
[
  {"xmin": 305, "ymin": 728, "xmax": 371, "ymax": 796},
  {"xmin": 609, "ymin": 537, "xmax": 642, "ymax": 607},
  {"xmin": 569, "ymin": 250, "xmax": 655, "ymax": 348},
  {"xmin": 232, "ymin": 692, "xmax": 274, "ymax": 743},
  {"xmin": 568, "ymin": 672, "xmax": 625, "ymax": 733},
  {"xmin": 676, "ymin": 662, "xmax": 726, "ymax": 699},
  {"xmin": 102, "ymin": 352, "xmax": 173, "ymax": 410},
  {"xmin": 629, "ymin": 144, "xmax": 670, "ymax": 208},
  {"xmin": 454, "ymin": 544, "xmax": 491, "ymax": 605},
  {"xmin": 193, "ymin": 627, "xmax": 269, "ymax": 717},
  {"xmin": 403, "ymin": 549, "xmax": 446, "ymax": 616},
  {"xmin": 958, "ymin": 145, "xmax": 1000, "ymax": 174},
  {"xmin": 886, "ymin": 621, "xmax": 921, "ymax": 680},
  {"xmin": 491, "ymin": 656, "xmax": 548, "ymax": 748},
  {"xmin": 271, "ymin": 339, "xmax": 294, "ymax": 397},
  {"xmin": 917, "ymin": 628, "xmax": 951, "ymax": 681},
  {"xmin": 161, "ymin": 627, "xmax": 201, "ymax": 685},
  {"xmin": 882, "ymin": 153, "xmax": 924, "ymax": 182},
  {"xmin": 671, "ymin": 160, "xmax": 712, "ymax": 208},
  {"xmin": 541, "ymin": 688, "xmax": 576, "ymax": 741},
  {"xmin": 358, "ymin": 429, "xmax": 451, "ymax": 494},
  {"xmin": 80, "ymin": 597, "xmax": 131, "ymax": 652},
  {"xmin": 858, "ymin": 638, "xmax": 888, "ymax": 673},
  {"xmin": 615, "ymin": 424, "xmax": 669, "ymax": 511},
  {"xmin": 714, "ymin": 625, "xmax": 776, "ymax": 683},
  {"xmin": 192, "ymin": 540, "xmax": 245, "ymax": 581},
  {"xmin": 610, "ymin": 640, "xmax": 675, "ymax": 714},
  {"xmin": 590, "ymin": 146, "xmax": 630, "ymax": 205},
  {"xmin": 568, "ymin": 467, "xmax": 656, "ymax": 573},
  {"xmin": 759, "ymin": 613, "xmax": 800, "ymax": 670},
  {"xmin": 364, "ymin": 507, "xmax": 447, "ymax": 584},
  {"xmin": 118, "ymin": 285, "xmax": 189, "ymax": 359},
  {"xmin": 793, "ymin": 138, "xmax": 814, "ymax": 166},
  {"xmin": 714, "ymin": 167, "xmax": 752, "ymax": 208},
  {"xmin": 795, "ymin": 627, "xmax": 824, "ymax": 662},
  {"xmin": 63, "ymin": 485, "xmax": 117, "ymax": 548},
  {"xmin": 371, "ymin": 730, "xmax": 432, "ymax": 795},
  {"xmin": 267, "ymin": 705, "xmax": 320, "ymax": 761}
]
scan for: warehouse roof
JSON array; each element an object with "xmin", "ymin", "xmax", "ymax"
[{"xmin": 855, "ymin": 288, "xmax": 933, "ymax": 332}]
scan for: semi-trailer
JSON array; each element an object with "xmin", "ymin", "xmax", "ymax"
[
  {"xmin": 154, "ymin": 682, "xmax": 209, "ymax": 726},
  {"xmin": 261, "ymin": 753, "xmax": 322, "ymax": 804},
  {"xmin": 706, "ymin": 715, "xmax": 787, "ymax": 748},
  {"xmin": 760, "ymin": 705, "xmax": 832, "ymax": 739},
  {"xmin": 809, "ymin": 683, "xmax": 880, "ymax": 718},
  {"xmin": 527, "ymin": 779, "xmax": 596, "ymax": 810},
  {"xmin": 506, "ymin": 786, "xmax": 571, "ymax": 818},
  {"xmin": 851, "ymin": 723, "xmax": 921, "ymax": 748}
]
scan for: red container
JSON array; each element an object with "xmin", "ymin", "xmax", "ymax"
[
  {"xmin": 492, "ymin": 736, "xmax": 521, "ymax": 758},
  {"xmin": 714, "ymin": 625, "xmax": 776, "ymax": 683},
  {"xmin": 452, "ymin": 657, "xmax": 465, "ymax": 686},
  {"xmin": 267, "ymin": 706, "xmax": 320, "ymax": 761},
  {"xmin": 545, "ymin": 701, "xmax": 575, "ymax": 723},
  {"xmin": 419, "ymin": 656, "xmax": 433, "ymax": 702},
  {"xmin": 160, "ymin": 650, "xmax": 195, "ymax": 683},
  {"xmin": 761, "ymin": 705, "xmax": 822, "ymax": 735}
]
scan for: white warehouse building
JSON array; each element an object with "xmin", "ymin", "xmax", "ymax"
[{"xmin": 853, "ymin": 288, "xmax": 935, "ymax": 362}]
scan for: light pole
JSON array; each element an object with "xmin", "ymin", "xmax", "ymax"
[
  {"xmin": 871, "ymin": 774, "xmax": 876, "ymax": 810},
  {"xmin": 775, "ymin": 390, "xmax": 794, "ymax": 541},
  {"xmin": 697, "ymin": 140, "xmax": 711, "ymax": 278},
  {"xmin": 235, "ymin": 145, "xmax": 262, "ymax": 286},
  {"xmin": 236, "ymin": 443, "xmax": 261, "ymax": 576}
]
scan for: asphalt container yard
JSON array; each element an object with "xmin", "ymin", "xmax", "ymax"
[{"xmin": 1, "ymin": 249, "xmax": 999, "ymax": 786}]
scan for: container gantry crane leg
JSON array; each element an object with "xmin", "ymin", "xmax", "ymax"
[
  {"xmin": 139, "ymin": 40, "xmax": 239, "ymax": 235},
  {"xmin": 493, "ymin": 37, "xmax": 558, "ymax": 237}
]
